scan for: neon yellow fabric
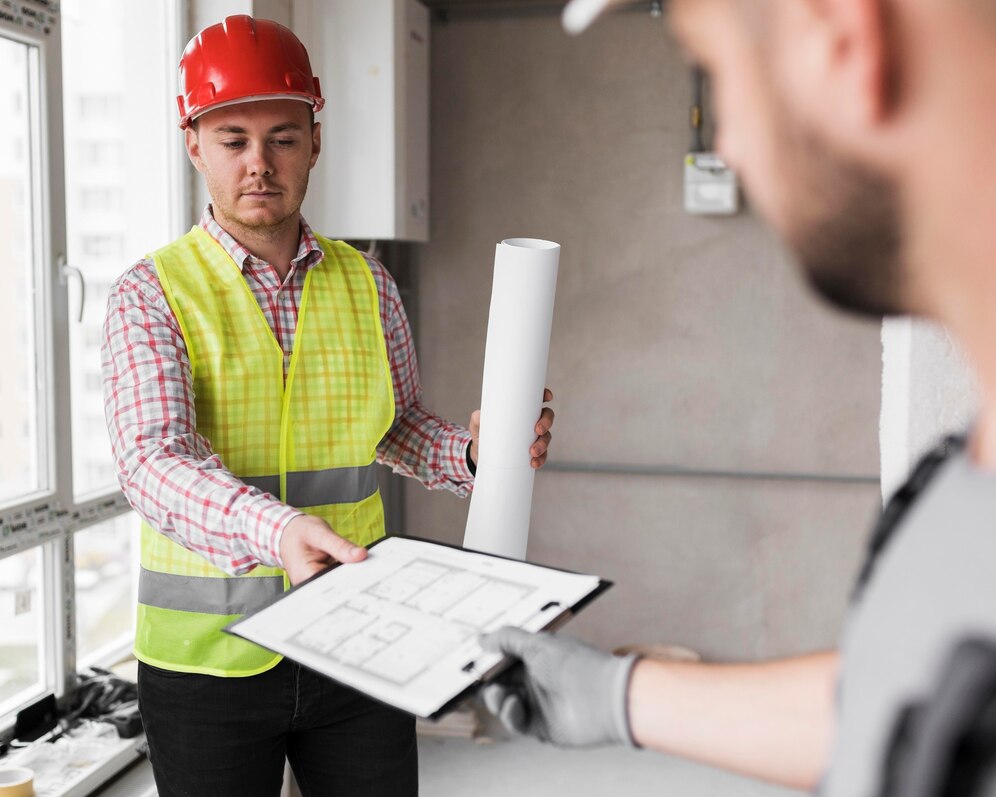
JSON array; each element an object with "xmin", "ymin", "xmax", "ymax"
[{"xmin": 136, "ymin": 225, "xmax": 394, "ymax": 676}]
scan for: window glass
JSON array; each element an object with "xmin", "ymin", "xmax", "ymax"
[
  {"xmin": 0, "ymin": 36, "xmax": 44, "ymax": 505},
  {"xmin": 0, "ymin": 548, "xmax": 45, "ymax": 716},
  {"xmin": 75, "ymin": 513, "xmax": 138, "ymax": 664},
  {"xmin": 63, "ymin": 0, "xmax": 177, "ymax": 498}
]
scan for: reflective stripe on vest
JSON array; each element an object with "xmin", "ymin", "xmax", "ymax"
[
  {"xmin": 138, "ymin": 463, "xmax": 379, "ymax": 617},
  {"xmin": 139, "ymin": 567, "xmax": 285, "ymax": 615},
  {"xmin": 241, "ymin": 463, "xmax": 379, "ymax": 507}
]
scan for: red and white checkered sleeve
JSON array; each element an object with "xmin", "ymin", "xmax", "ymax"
[
  {"xmin": 101, "ymin": 259, "xmax": 301, "ymax": 574},
  {"xmin": 366, "ymin": 256, "xmax": 475, "ymax": 497}
]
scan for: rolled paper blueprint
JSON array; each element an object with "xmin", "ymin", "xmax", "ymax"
[{"xmin": 463, "ymin": 238, "xmax": 560, "ymax": 559}]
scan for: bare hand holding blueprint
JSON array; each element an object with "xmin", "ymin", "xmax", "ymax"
[{"xmin": 227, "ymin": 536, "xmax": 609, "ymax": 719}]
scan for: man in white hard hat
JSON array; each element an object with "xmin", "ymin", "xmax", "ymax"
[
  {"xmin": 483, "ymin": 0, "xmax": 996, "ymax": 794},
  {"xmin": 102, "ymin": 14, "xmax": 554, "ymax": 797}
]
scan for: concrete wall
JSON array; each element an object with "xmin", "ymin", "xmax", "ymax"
[{"xmin": 405, "ymin": 10, "xmax": 884, "ymax": 662}]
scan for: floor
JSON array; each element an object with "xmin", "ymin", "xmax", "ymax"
[
  {"xmin": 89, "ymin": 734, "xmax": 806, "ymax": 797},
  {"xmin": 418, "ymin": 727, "xmax": 805, "ymax": 797}
]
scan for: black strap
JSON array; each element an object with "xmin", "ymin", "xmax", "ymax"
[
  {"xmin": 879, "ymin": 637, "xmax": 996, "ymax": 797},
  {"xmin": 851, "ymin": 434, "xmax": 966, "ymax": 603}
]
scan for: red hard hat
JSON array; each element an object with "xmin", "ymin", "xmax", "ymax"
[{"xmin": 176, "ymin": 15, "xmax": 324, "ymax": 129}]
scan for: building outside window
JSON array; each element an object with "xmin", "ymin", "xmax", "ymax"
[
  {"xmin": 0, "ymin": 549, "xmax": 45, "ymax": 718},
  {"xmin": 75, "ymin": 513, "xmax": 139, "ymax": 665},
  {"xmin": 63, "ymin": 0, "xmax": 177, "ymax": 502},
  {"xmin": 0, "ymin": 34, "xmax": 42, "ymax": 507}
]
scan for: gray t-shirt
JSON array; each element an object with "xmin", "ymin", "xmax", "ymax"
[{"xmin": 823, "ymin": 448, "xmax": 996, "ymax": 796}]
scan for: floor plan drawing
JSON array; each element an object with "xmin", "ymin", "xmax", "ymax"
[
  {"xmin": 229, "ymin": 536, "xmax": 605, "ymax": 718},
  {"xmin": 290, "ymin": 558, "xmax": 535, "ymax": 685}
]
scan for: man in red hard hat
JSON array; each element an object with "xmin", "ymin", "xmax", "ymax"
[{"xmin": 101, "ymin": 15, "xmax": 554, "ymax": 796}]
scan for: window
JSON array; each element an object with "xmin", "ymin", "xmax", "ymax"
[
  {"xmin": 78, "ymin": 139, "xmax": 122, "ymax": 168},
  {"xmin": 64, "ymin": 0, "xmax": 179, "ymax": 500},
  {"xmin": 0, "ymin": 35, "xmax": 45, "ymax": 506},
  {"xmin": 0, "ymin": 0, "xmax": 184, "ymax": 737},
  {"xmin": 0, "ymin": 548, "xmax": 46, "ymax": 717},
  {"xmin": 80, "ymin": 187, "xmax": 122, "ymax": 212},
  {"xmin": 0, "ymin": 14, "xmax": 61, "ymax": 730},
  {"xmin": 84, "ymin": 326, "xmax": 102, "ymax": 348},
  {"xmin": 75, "ymin": 513, "xmax": 139, "ymax": 665},
  {"xmin": 80, "ymin": 234, "xmax": 122, "ymax": 259},
  {"xmin": 78, "ymin": 93, "xmax": 121, "ymax": 121}
]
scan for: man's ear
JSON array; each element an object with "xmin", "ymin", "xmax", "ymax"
[
  {"xmin": 185, "ymin": 126, "xmax": 205, "ymax": 174},
  {"xmin": 821, "ymin": 0, "xmax": 898, "ymax": 124},
  {"xmin": 310, "ymin": 121, "xmax": 322, "ymax": 169}
]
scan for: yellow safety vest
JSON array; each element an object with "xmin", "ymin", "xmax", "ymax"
[{"xmin": 134, "ymin": 226, "xmax": 395, "ymax": 677}]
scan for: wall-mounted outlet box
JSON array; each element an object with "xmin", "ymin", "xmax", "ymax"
[{"xmin": 684, "ymin": 152, "xmax": 739, "ymax": 215}]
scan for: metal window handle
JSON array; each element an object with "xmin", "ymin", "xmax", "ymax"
[{"xmin": 59, "ymin": 256, "xmax": 86, "ymax": 323}]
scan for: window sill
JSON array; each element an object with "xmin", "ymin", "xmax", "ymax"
[{"xmin": 3, "ymin": 723, "xmax": 145, "ymax": 797}]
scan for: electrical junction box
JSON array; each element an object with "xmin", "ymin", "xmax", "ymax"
[
  {"xmin": 684, "ymin": 152, "xmax": 739, "ymax": 215},
  {"xmin": 293, "ymin": 0, "xmax": 430, "ymax": 242}
]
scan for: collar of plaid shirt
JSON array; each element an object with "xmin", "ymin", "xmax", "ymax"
[{"xmin": 198, "ymin": 204, "xmax": 325, "ymax": 277}]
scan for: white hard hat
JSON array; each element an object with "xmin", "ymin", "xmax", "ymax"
[{"xmin": 562, "ymin": 0, "xmax": 626, "ymax": 35}]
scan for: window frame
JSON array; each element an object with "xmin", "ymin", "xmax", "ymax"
[
  {"xmin": 0, "ymin": 11, "xmax": 70, "ymax": 555},
  {"xmin": 0, "ymin": 0, "xmax": 189, "ymax": 733}
]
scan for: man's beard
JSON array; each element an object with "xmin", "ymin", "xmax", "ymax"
[
  {"xmin": 209, "ymin": 173, "xmax": 310, "ymax": 236},
  {"xmin": 779, "ymin": 122, "xmax": 907, "ymax": 318}
]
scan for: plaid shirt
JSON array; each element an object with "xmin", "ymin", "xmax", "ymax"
[{"xmin": 102, "ymin": 207, "xmax": 473, "ymax": 575}]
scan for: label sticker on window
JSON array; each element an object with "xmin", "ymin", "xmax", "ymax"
[{"xmin": 14, "ymin": 589, "xmax": 32, "ymax": 616}]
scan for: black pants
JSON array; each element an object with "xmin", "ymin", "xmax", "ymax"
[{"xmin": 138, "ymin": 659, "xmax": 417, "ymax": 797}]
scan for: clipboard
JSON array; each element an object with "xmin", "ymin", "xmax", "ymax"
[{"xmin": 226, "ymin": 535, "xmax": 611, "ymax": 720}]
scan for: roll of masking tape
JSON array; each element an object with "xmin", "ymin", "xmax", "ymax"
[{"xmin": 0, "ymin": 767, "xmax": 34, "ymax": 797}]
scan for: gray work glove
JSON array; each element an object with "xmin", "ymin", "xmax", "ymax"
[{"xmin": 479, "ymin": 626, "xmax": 639, "ymax": 748}]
